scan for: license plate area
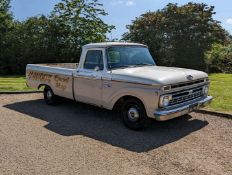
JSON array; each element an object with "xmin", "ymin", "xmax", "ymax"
[{"xmin": 189, "ymin": 103, "xmax": 199, "ymax": 112}]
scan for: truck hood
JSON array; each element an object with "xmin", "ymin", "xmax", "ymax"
[{"xmin": 111, "ymin": 66, "xmax": 208, "ymax": 85}]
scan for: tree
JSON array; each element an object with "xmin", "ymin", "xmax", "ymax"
[
  {"xmin": 0, "ymin": 0, "xmax": 12, "ymax": 37},
  {"xmin": 0, "ymin": 0, "xmax": 12, "ymax": 39},
  {"xmin": 205, "ymin": 43, "xmax": 232, "ymax": 73},
  {"xmin": 0, "ymin": 0, "xmax": 114, "ymax": 75},
  {"xmin": 123, "ymin": 3, "xmax": 231, "ymax": 71},
  {"xmin": 0, "ymin": 0, "xmax": 14, "ymax": 74},
  {"xmin": 0, "ymin": 0, "xmax": 10, "ymax": 12},
  {"xmin": 51, "ymin": 0, "xmax": 114, "ymax": 62}
]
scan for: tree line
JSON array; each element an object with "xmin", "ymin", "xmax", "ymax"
[
  {"xmin": 123, "ymin": 3, "xmax": 232, "ymax": 73},
  {"xmin": 0, "ymin": 0, "xmax": 114, "ymax": 74},
  {"xmin": 0, "ymin": 0, "xmax": 231, "ymax": 75}
]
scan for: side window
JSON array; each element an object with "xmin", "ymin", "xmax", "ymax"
[{"xmin": 84, "ymin": 50, "xmax": 104, "ymax": 70}]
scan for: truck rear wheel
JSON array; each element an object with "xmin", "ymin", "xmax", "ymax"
[
  {"xmin": 121, "ymin": 98, "xmax": 149, "ymax": 130},
  {"xmin": 44, "ymin": 86, "xmax": 57, "ymax": 105}
]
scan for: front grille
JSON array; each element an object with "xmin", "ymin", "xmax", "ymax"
[{"xmin": 168, "ymin": 86, "xmax": 204, "ymax": 106}]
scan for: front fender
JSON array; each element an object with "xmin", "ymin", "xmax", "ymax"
[{"xmin": 103, "ymin": 85, "xmax": 159, "ymax": 118}]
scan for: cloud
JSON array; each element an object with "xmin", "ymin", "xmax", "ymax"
[
  {"xmin": 226, "ymin": 18, "xmax": 232, "ymax": 25},
  {"xmin": 111, "ymin": 0, "xmax": 135, "ymax": 6},
  {"xmin": 126, "ymin": 0, "xmax": 135, "ymax": 6}
]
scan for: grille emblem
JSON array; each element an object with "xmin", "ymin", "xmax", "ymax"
[
  {"xmin": 188, "ymin": 90, "xmax": 193, "ymax": 95},
  {"xmin": 186, "ymin": 75, "xmax": 193, "ymax": 81}
]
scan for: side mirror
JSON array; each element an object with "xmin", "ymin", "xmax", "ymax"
[{"xmin": 94, "ymin": 66, "xmax": 100, "ymax": 71}]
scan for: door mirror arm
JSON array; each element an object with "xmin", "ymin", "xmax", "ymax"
[{"xmin": 94, "ymin": 66, "xmax": 100, "ymax": 72}]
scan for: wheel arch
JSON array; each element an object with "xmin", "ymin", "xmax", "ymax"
[
  {"xmin": 113, "ymin": 95, "xmax": 146, "ymax": 113},
  {"xmin": 38, "ymin": 84, "xmax": 50, "ymax": 90}
]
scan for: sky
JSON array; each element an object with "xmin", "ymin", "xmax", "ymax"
[{"xmin": 11, "ymin": 0, "xmax": 232, "ymax": 39}]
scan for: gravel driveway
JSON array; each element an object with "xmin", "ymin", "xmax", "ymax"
[{"xmin": 0, "ymin": 94, "xmax": 232, "ymax": 175}]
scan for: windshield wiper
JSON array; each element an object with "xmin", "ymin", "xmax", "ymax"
[
  {"xmin": 110, "ymin": 65, "xmax": 136, "ymax": 70},
  {"xmin": 110, "ymin": 64, "xmax": 154, "ymax": 70},
  {"xmin": 134, "ymin": 63, "xmax": 154, "ymax": 67}
]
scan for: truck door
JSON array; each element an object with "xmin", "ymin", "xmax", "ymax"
[{"xmin": 73, "ymin": 49, "xmax": 105, "ymax": 106}]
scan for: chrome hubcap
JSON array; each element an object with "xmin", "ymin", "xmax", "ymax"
[
  {"xmin": 47, "ymin": 90, "xmax": 52, "ymax": 99},
  {"xmin": 127, "ymin": 107, "xmax": 140, "ymax": 122}
]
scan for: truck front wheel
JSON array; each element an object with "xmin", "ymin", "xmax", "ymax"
[
  {"xmin": 44, "ymin": 86, "xmax": 57, "ymax": 105},
  {"xmin": 121, "ymin": 98, "xmax": 149, "ymax": 130}
]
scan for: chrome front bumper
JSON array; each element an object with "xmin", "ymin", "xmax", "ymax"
[{"xmin": 154, "ymin": 96, "xmax": 213, "ymax": 121}]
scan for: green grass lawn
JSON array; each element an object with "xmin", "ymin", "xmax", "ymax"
[
  {"xmin": 207, "ymin": 73, "xmax": 232, "ymax": 113},
  {"xmin": 0, "ymin": 74, "xmax": 231, "ymax": 113},
  {"xmin": 0, "ymin": 75, "xmax": 35, "ymax": 92}
]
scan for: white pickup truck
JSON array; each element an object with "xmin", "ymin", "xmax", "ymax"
[{"xmin": 26, "ymin": 42, "xmax": 212, "ymax": 130}]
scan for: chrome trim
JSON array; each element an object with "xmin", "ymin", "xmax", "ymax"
[
  {"xmin": 154, "ymin": 96, "xmax": 213, "ymax": 121},
  {"xmin": 170, "ymin": 85, "xmax": 203, "ymax": 95},
  {"xmin": 111, "ymin": 79, "xmax": 154, "ymax": 86},
  {"xmin": 74, "ymin": 75, "xmax": 99, "ymax": 80},
  {"xmin": 171, "ymin": 78, "xmax": 205, "ymax": 88},
  {"xmin": 128, "ymin": 107, "xmax": 140, "ymax": 122},
  {"xmin": 111, "ymin": 79, "xmax": 161, "ymax": 91},
  {"xmin": 167, "ymin": 86, "xmax": 204, "ymax": 106},
  {"xmin": 159, "ymin": 84, "xmax": 209, "ymax": 108},
  {"xmin": 161, "ymin": 81, "xmax": 209, "ymax": 93},
  {"xmin": 161, "ymin": 94, "xmax": 206, "ymax": 110},
  {"xmin": 159, "ymin": 94, "xmax": 172, "ymax": 107}
]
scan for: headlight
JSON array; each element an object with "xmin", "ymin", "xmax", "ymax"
[
  {"xmin": 159, "ymin": 95, "xmax": 172, "ymax": 107},
  {"xmin": 202, "ymin": 86, "xmax": 209, "ymax": 96}
]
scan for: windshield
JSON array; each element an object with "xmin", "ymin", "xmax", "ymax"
[{"xmin": 107, "ymin": 46, "xmax": 156, "ymax": 69}]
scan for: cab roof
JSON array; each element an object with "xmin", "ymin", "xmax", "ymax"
[{"xmin": 83, "ymin": 42, "xmax": 147, "ymax": 49}]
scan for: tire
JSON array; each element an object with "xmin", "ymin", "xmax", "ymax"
[
  {"xmin": 44, "ymin": 86, "xmax": 57, "ymax": 105},
  {"xmin": 121, "ymin": 98, "xmax": 149, "ymax": 130}
]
